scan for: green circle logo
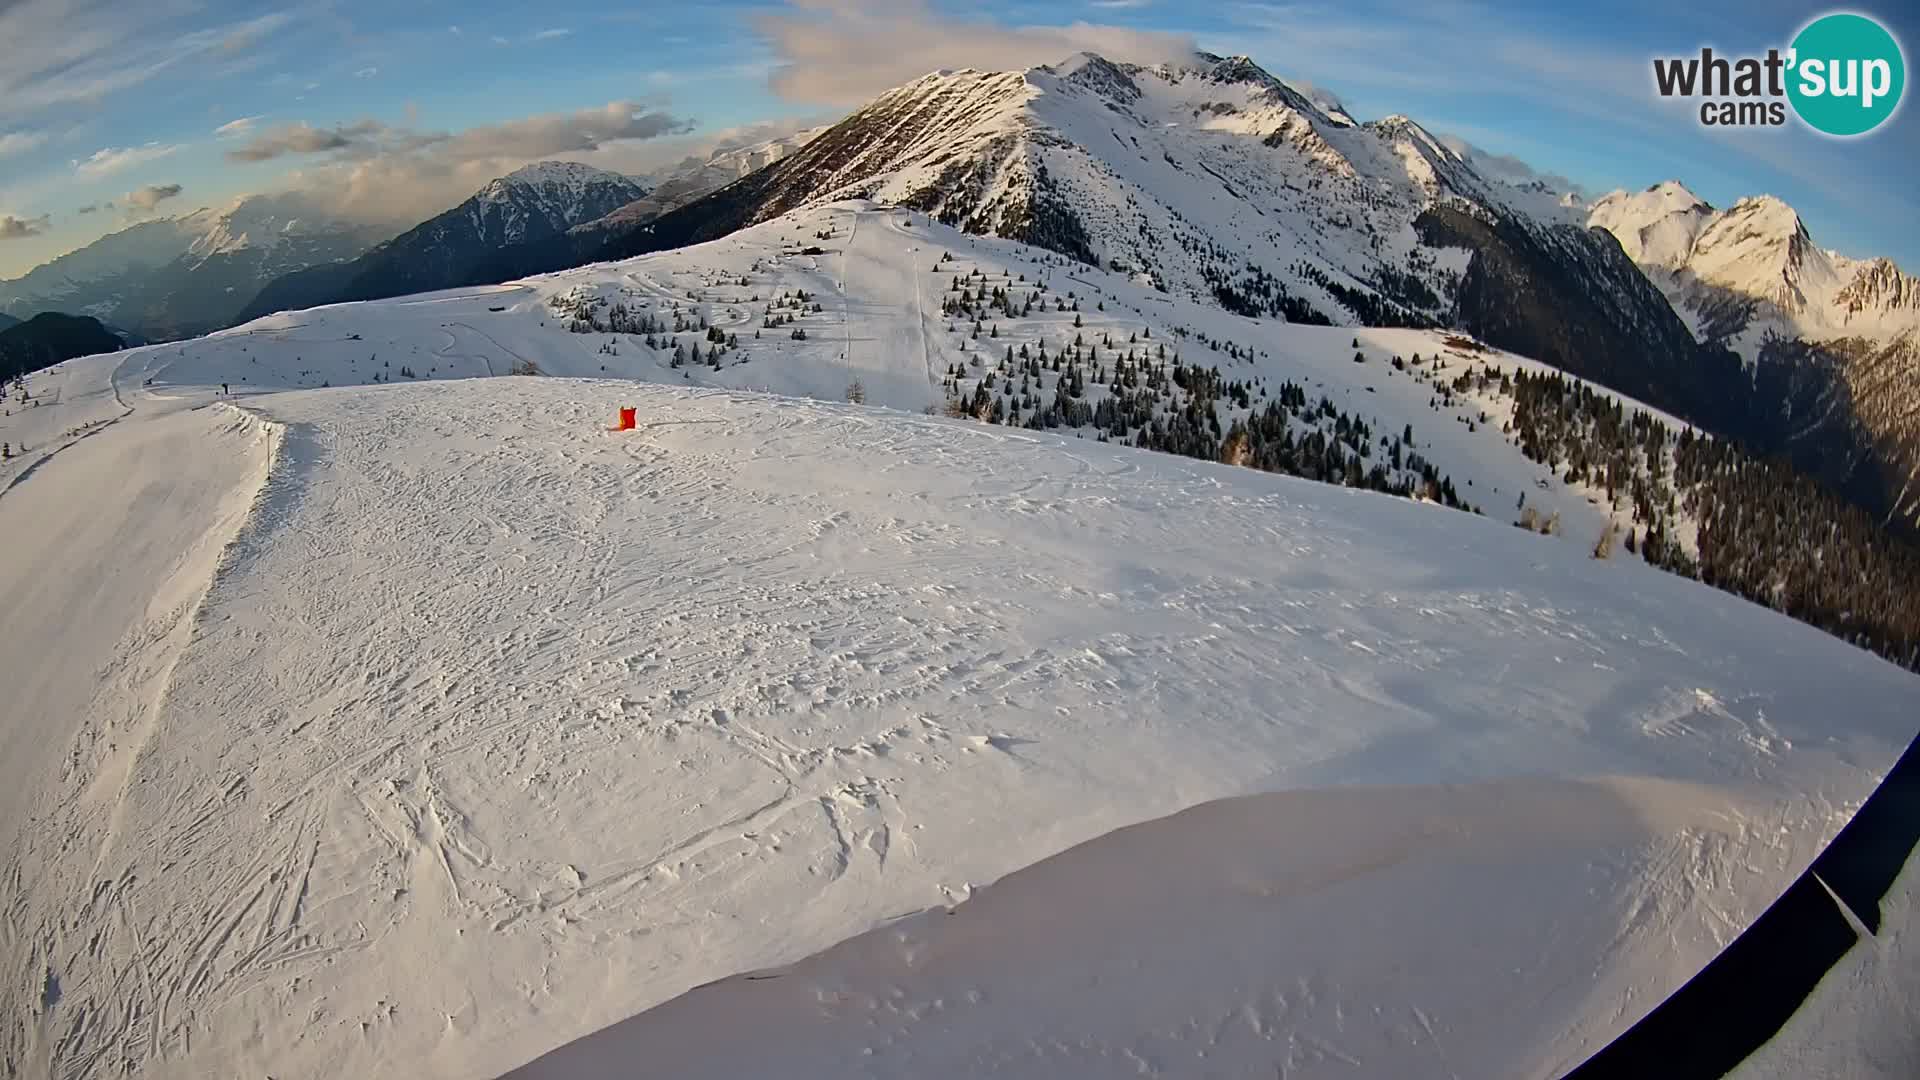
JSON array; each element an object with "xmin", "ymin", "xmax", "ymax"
[{"xmin": 1787, "ymin": 12, "xmax": 1906, "ymax": 136}]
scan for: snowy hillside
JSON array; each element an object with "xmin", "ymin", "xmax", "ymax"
[
  {"xmin": 157, "ymin": 203, "xmax": 1702, "ymax": 553},
  {"xmin": 3, "ymin": 297, "xmax": 1916, "ymax": 1079}
]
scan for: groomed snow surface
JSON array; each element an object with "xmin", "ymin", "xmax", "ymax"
[{"xmin": 2, "ymin": 204, "xmax": 1916, "ymax": 1080}]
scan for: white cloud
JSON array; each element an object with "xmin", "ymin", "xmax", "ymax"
[
  {"xmin": 262, "ymin": 101, "xmax": 690, "ymax": 225},
  {"xmin": 227, "ymin": 119, "xmax": 389, "ymax": 162},
  {"xmin": 0, "ymin": 130, "xmax": 48, "ymax": 158},
  {"xmin": 530, "ymin": 28, "xmax": 572, "ymax": 42},
  {"xmin": 355, "ymin": 66, "xmax": 378, "ymax": 79},
  {"xmin": 1438, "ymin": 134, "xmax": 1588, "ymax": 199},
  {"xmin": 74, "ymin": 142, "xmax": 180, "ymax": 180},
  {"xmin": 756, "ymin": 0, "xmax": 1196, "ymax": 105},
  {"xmin": 125, "ymin": 182, "xmax": 183, "ymax": 211},
  {"xmin": 214, "ymin": 115, "xmax": 262, "ymax": 138},
  {"xmin": 0, "ymin": 212, "xmax": 52, "ymax": 240}
]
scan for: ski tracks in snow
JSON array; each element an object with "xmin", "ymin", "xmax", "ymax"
[
  {"xmin": 4, "ymin": 378, "xmax": 1914, "ymax": 1080},
  {"xmin": 0, "ymin": 400, "xmax": 279, "ymax": 1080}
]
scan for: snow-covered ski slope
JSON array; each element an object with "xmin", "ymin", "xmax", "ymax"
[
  {"xmin": 1, "ymin": 202, "xmax": 1915, "ymax": 1079},
  {"xmin": 6, "ymin": 372, "xmax": 1916, "ymax": 1080}
]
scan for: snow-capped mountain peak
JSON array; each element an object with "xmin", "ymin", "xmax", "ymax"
[
  {"xmin": 1593, "ymin": 180, "xmax": 1920, "ymax": 331},
  {"xmin": 1595, "ymin": 187, "xmax": 1838, "ymax": 316},
  {"xmin": 1588, "ymin": 182, "xmax": 1718, "ymax": 271},
  {"xmin": 569, "ymin": 128, "xmax": 832, "ymax": 239},
  {"xmin": 485, "ymin": 161, "xmax": 648, "ymax": 216},
  {"xmin": 500, "ymin": 159, "xmax": 630, "ymax": 190},
  {"xmin": 1693, "ymin": 195, "xmax": 1837, "ymax": 309},
  {"xmin": 1195, "ymin": 52, "xmax": 1297, "ymax": 98},
  {"xmin": 1047, "ymin": 51, "xmax": 1145, "ymax": 103},
  {"xmin": 1588, "ymin": 181, "xmax": 1920, "ymax": 526},
  {"xmin": 1591, "ymin": 179, "xmax": 1710, "ymax": 215},
  {"xmin": 461, "ymin": 161, "xmax": 650, "ymax": 246}
]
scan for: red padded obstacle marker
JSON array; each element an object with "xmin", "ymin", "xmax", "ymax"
[{"xmin": 616, "ymin": 407, "xmax": 636, "ymax": 431}]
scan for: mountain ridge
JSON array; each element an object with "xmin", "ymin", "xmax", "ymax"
[
  {"xmin": 237, "ymin": 162, "xmax": 647, "ymax": 321},
  {"xmin": 0, "ymin": 195, "xmax": 387, "ymax": 341}
]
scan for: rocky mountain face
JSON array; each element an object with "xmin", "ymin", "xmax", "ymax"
[
  {"xmin": 240, "ymin": 162, "xmax": 647, "ymax": 322},
  {"xmin": 0, "ymin": 196, "xmax": 387, "ymax": 341},
  {"xmin": 1591, "ymin": 183, "xmax": 1920, "ymax": 527}
]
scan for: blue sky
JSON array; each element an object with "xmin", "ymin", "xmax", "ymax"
[{"xmin": 0, "ymin": 0, "xmax": 1914, "ymax": 278}]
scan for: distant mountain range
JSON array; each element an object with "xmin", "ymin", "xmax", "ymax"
[
  {"xmin": 238, "ymin": 134, "xmax": 833, "ymax": 323},
  {"xmin": 1, "ymin": 137, "xmax": 824, "ymax": 344},
  {"xmin": 0, "ymin": 194, "xmax": 389, "ymax": 342},
  {"xmin": 237, "ymin": 161, "xmax": 649, "ymax": 323}
]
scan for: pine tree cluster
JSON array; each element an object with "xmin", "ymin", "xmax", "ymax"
[
  {"xmin": 941, "ymin": 330, "xmax": 1476, "ymax": 514},
  {"xmin": 1493, "ymin": 365, "xmax": 1920, "ymax": 671}
]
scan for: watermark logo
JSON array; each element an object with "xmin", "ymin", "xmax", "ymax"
[
  {"xmin": 1652, "ymin": 11, "xmax": 1906, "ymax": 137},
  {"xmin": 1789, "ymin": 13, "xmax": 1904, "ymax": 135}
]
